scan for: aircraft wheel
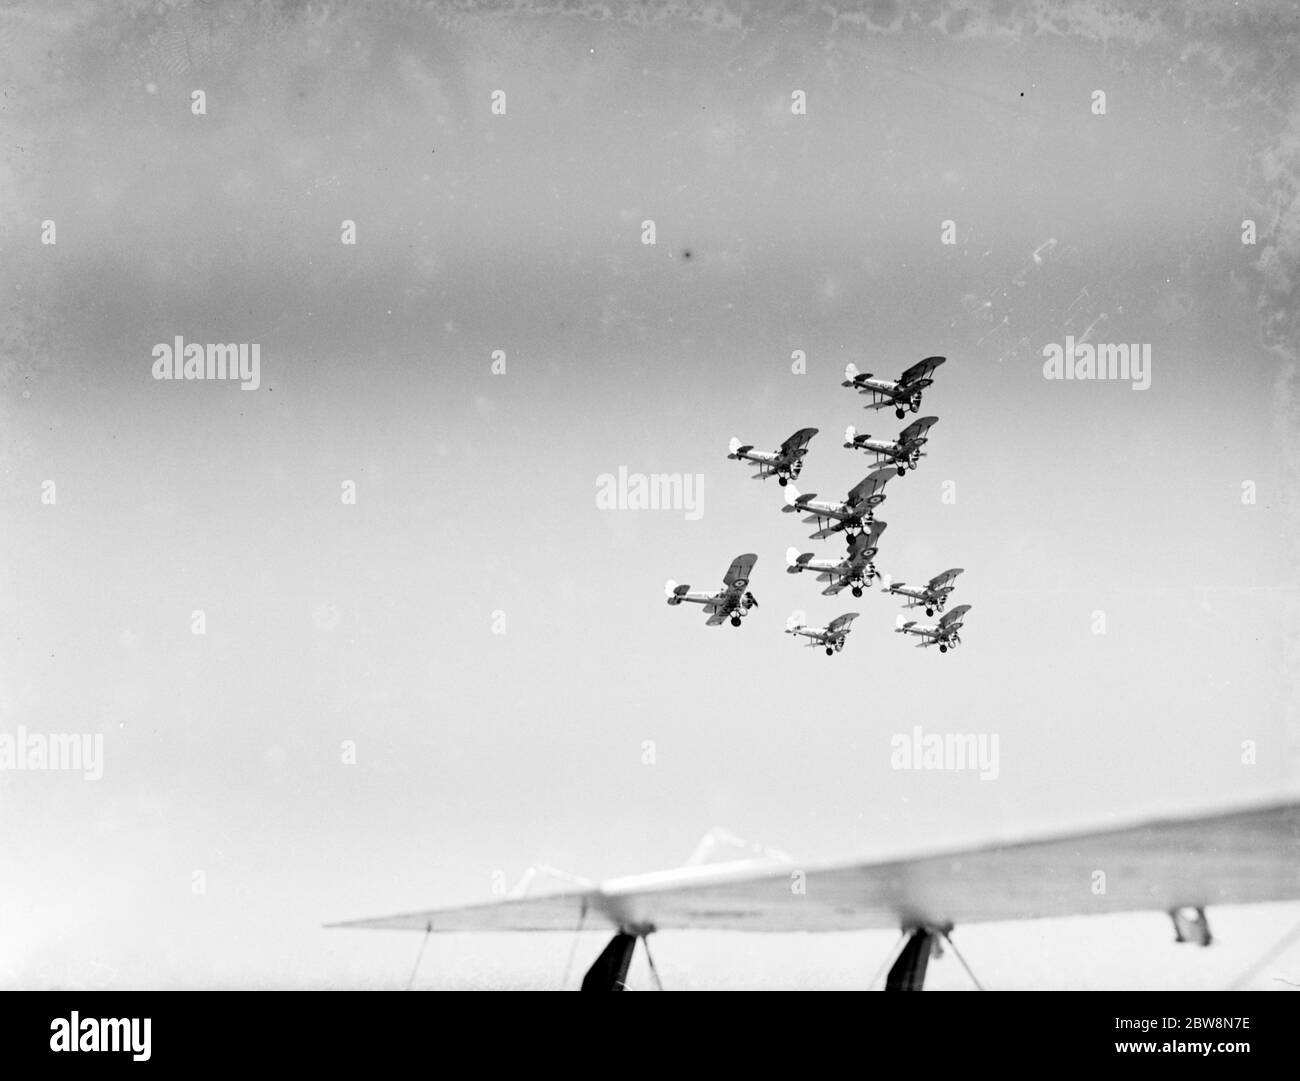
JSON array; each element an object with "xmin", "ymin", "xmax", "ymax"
[
  {"xmin": 825, "ymin": 648, "xmax": 834, "ymax": 656},
  {"xmin": 778, "ymin": 477, "xmax": 788, "ymax": 487},
  {"xmin": 895, "ymin": 409, "xmax": 905, "ymax": 420},
  {"xmin": 939, "ymin": 644, "xmax": 948, "ymax": 653},
  {"xmin": 852, "ymin": 587, "xmax": 863, "ymax": 598},
  {"xmin": 730, "ymin": 617, "xmax": 741, "ymax": 627},
  {"xmin": 896, "ymin": 466, "xmax": 906, "ymax": 476},
  {"xmin": 926, "ymin": 608, "xmax": 934, "ymax": 617}
]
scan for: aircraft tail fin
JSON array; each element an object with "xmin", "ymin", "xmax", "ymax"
[
  {"xmin": 783, "ymin": 488, "xmax": 816, "ymax": 511},
  {"xmin": 786, "ymin": 548, "xmax": 813, "ymax": 571}
]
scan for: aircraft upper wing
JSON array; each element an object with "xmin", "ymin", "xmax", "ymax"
[
  {"xmin": 847, "ymin": 469, "xmax": 895, "ymax": 506},
  {"xmin": 826, "ymin": 612, "xmax": 860, "ymax": 633},
  {"xmin": 723, "ymin": 553, "xmax": 757, "ymax": 590},
  {"xmin": 899, "ymin": 416, "xmax": 939, "ymax": 444},
  {"xmin": 940, "ymin": 603, "xmax": 972, "ymax": 627},
  {"xmin": 900, "ymin": 355, "xmax": 946, "ymax": 386},
  {"xmin": 329, "ymin": 800, "xmax": 1300, "ymax": 934},
  {"xmin": 779, "ymin": 427, "xmax": 818, "ymax": 455},
  {"xmin": 929, "ymin": 567, "xmax": 964, "ymax": 588}
]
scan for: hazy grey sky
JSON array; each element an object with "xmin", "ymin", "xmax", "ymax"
[{"xmin": 2, "ymin": 0, "xmax": 1298, "ymax": 989}]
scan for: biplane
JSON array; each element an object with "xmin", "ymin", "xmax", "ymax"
[
  {"xmin": 782, "ymin": 470, "xmax": 896, "ymax": 543},
  {"xmin": 842, "ymin": 356, "xmax": 946, "ymax": 420},
  {"xmin": 785, "ymin": 611, "xmax": 860, "ymax": 656},
  {"xmin": 665, "ymin": 553, "xmax": 758, "ymax": 627},
  {"xmin": 896, "ymin": 604, "xmax": 971, "ymax": 653},
  {"xmin": 727, "ymin": 428, "xmax": 818, "ymax": 487},
  {"xmin": 844, "ymin": 416, "xmax": 938, "ymax": 476},
  {"xmin": 884, "ymin": 568, "xmax": 964, "ymax": 616},
  {"xmin": 786, "ymin": 523, "xmax": 886, "ymax": 597}
]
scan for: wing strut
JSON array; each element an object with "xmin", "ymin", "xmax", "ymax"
[
  {"xmin": 581, "ymin": 932, "xmax": 639, "ymax": 991},
  {"xmin": 580, "ymin": 928, "xmax": 662, "ymax": 991},
  {"xmin": 940, "ymin": 929, "xmax": 985, "ymax": 990},
  {"xmin": 559, "ymin": 901, "xmax": 589, "ymax": 989},
  {"xmin": 886, "ymin": 926, "xmax": 939, "ymax": 990}
]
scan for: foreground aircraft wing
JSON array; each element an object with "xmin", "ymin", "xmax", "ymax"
[
  {"xmin": 826, "ymin": 612, "xmax": 860, "ymax": 634},
  {"xmin": 329, "ymin": 800, "xmax": 1300, "ymax": 934}
]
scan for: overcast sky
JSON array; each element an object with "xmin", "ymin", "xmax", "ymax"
[{"xmin": 2, "ymin": 0, "xmax": 1298, "ymax": 989}]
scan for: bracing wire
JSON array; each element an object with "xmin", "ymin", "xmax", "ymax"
[
  {"xmin": 558, "ymin": 902, "xmax": 588, "ymax": 990},
  {"xmin": 940, "ymin": 930, "xmax": 986, "ymax": 991},
  {"xmin": 404, "ymin": 923, "xmax": 432, "ymax": 991},
  {"xmin": 865, "ymin": 930, "xmax": 909, "ymax": 991},
  {"xmin": 642, "ymin": 935, "xmax": 665, "ymax": 991},
  {"xmin": 1227, "ymin": 916, "xmax": 1300, "ymax": 991}
]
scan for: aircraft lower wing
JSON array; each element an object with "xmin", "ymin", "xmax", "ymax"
[{"xmin": 329, "ymin": 800, "xmax": 1299, "ymax": 935}]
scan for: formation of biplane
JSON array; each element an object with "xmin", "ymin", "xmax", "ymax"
[
  {"xmin": 669, "ymin": 354, "xmax": 971, "ymax": 653},
  {"xmin": 335, "ymin": 350, "xmax": 1300, "ymax": 989}
]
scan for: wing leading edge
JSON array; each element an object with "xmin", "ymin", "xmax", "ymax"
[{"xmin": 329, "ymin": 799, "xmax": 1300, "ymax": 935}]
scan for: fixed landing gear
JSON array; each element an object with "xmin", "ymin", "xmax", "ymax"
[
  {"xmin": 896, "ymin": 465, "xmax": 906, "ymax": 476},
  {"xmin": 895, "ymin": 407, "xmax": 906, "ymax": 420},
  {"xmin": 939, "ymin": 644, "xmax": 948, "ymax": 653},
  {"xmin": 730, "ymin": 616, "xmax": 742, "ymax": 627},
  {"xmin": 778, "ymin": 476, "xmax": 788, "ymax": 487},
  {"xmin": 825, "ymin": 647, "xmax": 834, "ymax": 656},
  {"xmin": 925, "ymin": 607, "xmax": 935, "ymax": 617},
  {"xmin": 852, "ymin": 587, "xmax": 863, "ymax": 598}
]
